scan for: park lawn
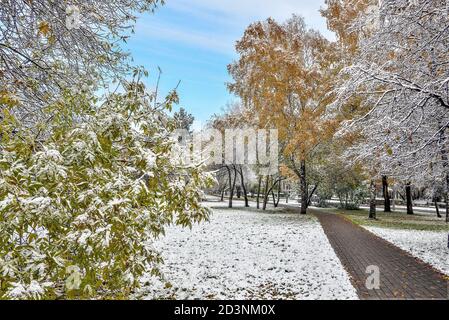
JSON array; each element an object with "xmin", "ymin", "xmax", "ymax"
[
  {"xmin": 140, "ymin": 200, "xmax": 357, "ymax": 300},
  {"xmin": 312, "ymin": 208, "xmax": 449, "ymax": 232}
]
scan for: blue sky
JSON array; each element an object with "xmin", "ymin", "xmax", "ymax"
[{"xmin": 126, "ymin": 0, "xmax": 334, "ymax": 126}]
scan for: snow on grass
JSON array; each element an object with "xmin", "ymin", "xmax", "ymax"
[
  {"xmin": 141, "ymin": 201, "xmax": 358, "ymax": 300},
  {"xmin": 365, "ymin": 226, "xmax": 449, "ymax": 276}
]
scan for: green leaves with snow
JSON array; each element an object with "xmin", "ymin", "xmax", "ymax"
[{"xmin": 0, "ymin": 81, "xmax": 213, "ymax": 299}]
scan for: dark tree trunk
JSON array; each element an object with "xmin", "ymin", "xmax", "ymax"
[
  {"xmin": 445, "ymin": 174, "xmax": 449, "ymax": 223},
  {"xmin": 435, "ymin": 200, "xmax": 442, "ymax": 218},
  {"xmin": 435, "ymin": 121, "xmax": 448, "ymax": 222},
  {"xmin": 442, "ymin": 162, "xmax": 449, "ymax": 223},
  {"xmin": 382, "ymin": 176, "xmax": 391, "ymax": 212},
  {"xmin": 300, "ymin": 160, "xmax": 307, "ymax": 214},
  {"xmin": 405, "ymin": 183, "xmax": 414, "ymax": 215},
  {"xmin": 263, "ymin": 176, "xmax": 270, "ymax": 211},
  {"xmin": 256, "ymin": 176, "xmax": 262, "ymax": 209},
  {"xmin": 238, "ymin": 166, "xmax": 249, "ymax": 207},
  {"xmin": 227, "ymin": 166, "xmax": 237, "ymax": 208},
  {"xmin": 369, "ymin": 180, "xmax": 377, "ymax": 219},
  {"xmin": 271, "ymin": 187, "xmax": 281, "ymax": 208},
  {"xmin": 220, "ymin": 177, "xmax": 228, "ymax": 202},
  {"xmin": 446, "ymin": 195, "xmax": 449, "ymax": 223},
  {"xmin": 276, "ymin": 186, "xmax": 281, "ymax": 208},
  {"xmin": 307, "ymin": 185, "xmax": 318, "ymax": 207},
  {"xmin": 241, "ymin": 185, "xmax": 249, "ymax": 207}
]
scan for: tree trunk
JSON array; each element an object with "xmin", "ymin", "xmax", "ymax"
[
  {"xmin": 300, "ymin": 160, "xmax": 307, "ymax": 214},
  {"xmin": 369, "ymin": 180, "xmax": 377, "ymax": 219},
  {"xmin": 391, "ymin": 185, "xmax": 396, "ymax": 211},
  {"xmin": 446, "ymin": 195, "xmax": 449, "ymax": 223},
  {"xmin": 307, "ymin": 185, "xmax": 318, "ymax": 207},
  {"xmin": 238, "ymin": 166, "xmax": 249, "ymax": 207},
  {"xmin": 435, "ymin": 200, "xmax": 442, "ymax": 218},
  {"xmin": 270, "ymin": 186, "xmax": 281, "ymax": 208},
  {"xmin": 405, "ymin": 183, "xmax": 414, "ymax": 215},
  {"xmin": 382, "ymin": 176, "xmax": 391, "ymax": 212},
  {"xmin": 442, "ymin": 167, "xmax": 449, "ymax": 223},
  {"xmin": 436, "ymin": 122, "xmax": 448, "ymax": 222},
  {"xmin": 242, "ymin": 185, "xmax": 249, "ymax": 207},
  {"xmin": 445, "ymin": 174, "xmax": 449, "ymax": 223},
  {"xmin": 263, "ymin": 176, "xmax": 270, "ymax": 211},
  {"xmin": 227, "ymin": 166, "xmax": 237, "ymax": 208},
  {"xmin": 256, "ymin": 176, "xmax": 262, "ymax": 209},
  {"xmin": 276, "ymin": 187, "xmax": 281, "ymax": 207}
]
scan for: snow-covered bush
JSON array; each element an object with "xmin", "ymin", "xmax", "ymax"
[{"xmin": 0, "ymin": 81, "xmax": 213, "ymax": 299}]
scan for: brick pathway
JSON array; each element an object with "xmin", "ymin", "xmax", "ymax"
[{"xmin": 315, "ymin": 212, "xmax": 448, "ymax": 300}]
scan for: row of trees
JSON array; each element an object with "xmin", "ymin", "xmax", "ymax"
[
  {"xmin": 217, "ymin": 0, "xmax": 448, "ymax": 220},
  {"xmin": 209, "ymin": 103, "xmax": 285, "ymax": 210}
]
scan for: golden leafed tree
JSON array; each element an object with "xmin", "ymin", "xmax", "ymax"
[{"xmin": 228, "ymin": 15, "xmax": 339, "ymax": 214}]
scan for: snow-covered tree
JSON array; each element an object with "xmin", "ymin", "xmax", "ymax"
[
  {"xmin": 173, "ymin": 107, "xmax": 195, "ymax": 132},
  {"xmin": 0, "ymin": 76, "xmax": 213, "ymax": 299},
  {"xmin": 228, "ymin": 15, "xmax": 339, "ymax": 214},
  {"xmin": 329, "ymin": 0, "xmax": 449, "ymax": 216},
  {"xmin": 0, "ymin": 0, "xmax": 163, "ymax": 130}
]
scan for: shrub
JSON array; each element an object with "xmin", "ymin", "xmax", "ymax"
[{"xmin": 0, "ymin": 82, "xmax": 213, "ymax": 299}]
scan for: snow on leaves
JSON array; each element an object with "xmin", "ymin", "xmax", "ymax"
[
  {"xmin": 328, "ymin": 0, "xmax": 449, "ymax": 186},
  {"xmin": 0, "ymin": 80, "xmax": 213, "ymax": 299}
]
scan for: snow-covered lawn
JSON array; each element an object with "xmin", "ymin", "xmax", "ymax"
[
  {"xmin": 141, "ymin": 201, "xmax": 358, "ymax": 300},
  {"xmin": 365, "ymin": 226, "xmax": 449, "ymax": 276}
]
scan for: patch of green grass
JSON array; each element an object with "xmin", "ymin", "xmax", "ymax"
[{"xmin": 321, "ymin": 208, "xmax": 449, "ymax": 231}]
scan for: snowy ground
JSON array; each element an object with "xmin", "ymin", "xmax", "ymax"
[
  {"xmin": 141, "ymin": 201, "xmax": 358, "ymax": 300},
  {"xmin": 366, "ymin": 226, "xmax": 449, "ymax": 276}
]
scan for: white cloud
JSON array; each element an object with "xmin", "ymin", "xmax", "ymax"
[
  {"xmin": 138, "ymin": 22, "xmax": 236, "ymax": 55},
  {"xmin": 135, "ymin": 0, "xmax": 334, "ymax": 55},
  {"xmin": 166, "ymin": 0, "xmax": 334, "ymax": 38},
  {"xmin": 169, "ymin": 0, "xmax": 317, "ymax": 19}
]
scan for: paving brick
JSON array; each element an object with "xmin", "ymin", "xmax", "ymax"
[{"xmin": 315, "ymin": 212, "xmax": 448, "ymax": 300}]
